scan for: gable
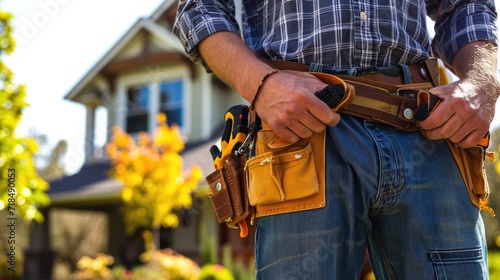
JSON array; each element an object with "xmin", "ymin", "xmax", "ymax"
[{"xmin": 64, "ymin": 4, "xmax": 185, "ymax": 103}]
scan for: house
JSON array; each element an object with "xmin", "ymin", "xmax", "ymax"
[{"xmin": 22, "ymin": 1, "xmax": 254, "ymax": 279}]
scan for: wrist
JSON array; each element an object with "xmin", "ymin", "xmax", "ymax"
[
  {"xmin": 249, "ymin": 69, "xmax": 280, "ymax": 109},
  {"xmin": 234, "ymin": 62, "xmax": 278, "ymax": 103}
]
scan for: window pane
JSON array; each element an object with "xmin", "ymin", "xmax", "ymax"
[
  {"xmin": 160, "ymin": 80, "xmax": 183, "ymax": 103},
  {"xmin": 127, "ymin": 86, "xmax": 149, "ymax": 112},
  {"xmin": 161, "ymin": 108, "xmax": 182, "ymax": 127},
  {"xmin": 160, "ymin": 80, "xmax": 183, "ymax": 126},
  {"xmin": 126, "ymin": 114, "xmax": 148, "ymax": 133},
  {"xmin": 126, "ymin": 85, "xmax": 149, "ymax": 133}
]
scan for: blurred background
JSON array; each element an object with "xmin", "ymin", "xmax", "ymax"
[{"xmin": 1, "ymin": 0, "xmax": 500, "ymax": 279}]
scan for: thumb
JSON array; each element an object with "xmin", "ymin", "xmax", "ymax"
[{"xmin": 328, "ymin": 112, "xmax": 341, "ymax": 126}]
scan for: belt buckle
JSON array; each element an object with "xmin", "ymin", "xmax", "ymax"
[{"xmin": 396, "ymin": 88, "xmax": 419, "ymax": 100}]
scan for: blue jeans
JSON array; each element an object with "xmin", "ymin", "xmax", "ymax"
[{"xmin": 254, "ymin": 115, "xmax": 488, "ymax": 279}]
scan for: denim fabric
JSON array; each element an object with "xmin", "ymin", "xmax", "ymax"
[{"xmin": 254, "ymin": 115, "xmax": 488, "ymax": 280}]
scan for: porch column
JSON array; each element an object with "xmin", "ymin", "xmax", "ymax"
[
  {"xmin": 22, "ymin": 208, "xmax": 54, "ymax": 280},
  {"xmin": 85, "ymin": 104, "xmax": 96, "ymax": 163}
]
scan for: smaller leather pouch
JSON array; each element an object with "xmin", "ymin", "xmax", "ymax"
[
  {"xmin": 245, "ymin": 130, "xmax": 327, "ymax": 218},
  {"xmin": 206, "ymin": 153, "xmax": 251, "ymax": 227},
  {"xmin": 246, "ymin": 135, "xmax": 319, "ymax": 205}
]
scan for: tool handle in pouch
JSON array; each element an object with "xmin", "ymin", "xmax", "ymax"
[
  {"xmin": 213, "ymin": 105, "xmax": 249, "ymax": 169},
  {"xmin": 315, "ymin": 84, "xmax": 346, "ymax": 109}
]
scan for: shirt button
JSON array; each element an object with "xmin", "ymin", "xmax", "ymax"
[{"xmin": 360, "ymin": 11, "xmax": 368, "ymax": 20}]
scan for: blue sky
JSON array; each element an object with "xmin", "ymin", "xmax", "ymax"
[{"xmin": 2, "ymin": 0, "xmax": 500, "ymax": 175}]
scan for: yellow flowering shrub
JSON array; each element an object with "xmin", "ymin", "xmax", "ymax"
[
  {"xmin": 106, "ymin": 114, "xmax": 202, "ymax": 235},
  {"xmin": 73, "ymin": 254, "xmax": 115, "ymax": 280},
  {"xmin": 0, "ymin": 11, "xmax": 50, "ymax": 223},
  {"xmin": 199, "ymin": 264, "xmax": 234, "ymax": 280},
  {"xmin": 73, "ymin": 250, "xmax": 200, "ymax": 280},
  {"xmin": 131, "ymin": 249, "xmax": 200, "ymax": 280}
]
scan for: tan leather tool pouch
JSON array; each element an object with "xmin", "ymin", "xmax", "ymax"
[
  {"xmin": 243, "ymin": 71, "xmax": 353, "ymax": 218},
  {"xmin": 416, "ymin": 90, "xmax": 494, "ymax": 215},
  {"xmin": 245, "ymin": 130, "xmax": 326, "ymax": 218},
  {"xmin": 206, "ymin": 153, "xmax": 252, "ymax": 227},
  {"xmin": 446, "ymin": 141, "xmax": 495, "ymax": 215}
]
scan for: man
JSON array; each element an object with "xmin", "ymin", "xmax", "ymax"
[{"xmin": 174, "ymin": 0, "xmax": 499, "ymax": 279}]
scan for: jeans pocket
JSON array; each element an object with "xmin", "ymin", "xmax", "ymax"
[{"xmin": 428, "ymin": 248, "xmax": 487, "ymax": 279}]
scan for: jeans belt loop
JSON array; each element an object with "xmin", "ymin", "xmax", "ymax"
[
  {"xmin": 397, "ymin": 64, "xmax": 412, "ymax": 84},
  {"xmin": 309, "ymin": 63, "xmax": 324, "ymax": 73}
]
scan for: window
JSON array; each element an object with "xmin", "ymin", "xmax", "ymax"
[
  {"xmin": 126, "ymin": 85, "xmax": 149, "ymax": 133},
  {"xmin": 123, "ymin": 78, "xmax": 185, "ymax": 134},
  {"xmin": 159, "ymin": 79, "xmax": 183, "ymax": 127}
]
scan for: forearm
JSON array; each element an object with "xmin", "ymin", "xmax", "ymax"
[
  {"xmin": 197, "ymin": 31, "xmax": 276, "ymax": 103},
  {"xmin": 452, "ymin": 41, "xmax": 499, "ymax": 85},
  {"xmin": 450, "ymin": 41, "xmax": 500, "ymax": 116},
  {"xmin": 197, "ymin": 31, "xmax": 339, "ymax": 142}
]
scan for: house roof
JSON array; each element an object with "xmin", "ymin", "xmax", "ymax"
[
  {"xmin": 47, "ymin": 161, "xmax": 121, "ymax": 207},
  {"xmin": 149, "ymin": 0, "xmax": 178, "ymax": 22},
  {"xmin": 64, "ymin": 0, "xmax": 185, "ymax": 102}
]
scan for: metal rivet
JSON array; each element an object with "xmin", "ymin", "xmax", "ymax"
[
  {"xmin": 215, "ymin": 182, "xmax": 222, "ymax": 191},
  {"xmin": 260, "ymin": 158, "xmax": 270, "ymax": 165},
  {"xmin": 260, "ymin": 133, "xmax": 266, "ymax": 138},
  {"xmin": 294, "ymin": 154, "xmax": 302, "ymax": 159},
  {"xmin": 419, "ymin": 66, "xmax": 427, "ymax": 79},
  {"xmin": 403, "ymin": 108, "xmax": 414, "ymax": 120}
]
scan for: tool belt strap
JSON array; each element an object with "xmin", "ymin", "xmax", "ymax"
[
  {"xmin": 337, "ymin": 75, "xmax": 433, "ymax": 132},
  {"xmin": 268, "ymin": 60, "xmax": 438, "ymax": 132}
]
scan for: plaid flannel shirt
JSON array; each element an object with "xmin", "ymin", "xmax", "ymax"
[{"xmin": 173, "ymin": 0, "xmax": 497, "ymax": 70}]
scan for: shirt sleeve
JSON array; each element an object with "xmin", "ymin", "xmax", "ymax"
[
  {"xmin": 173, "ymin": 0, "xmax": 241, "ymax": 69},
  {"xmin": 427, "ymin": 0, "xmax": 498, "ymax": 69}
]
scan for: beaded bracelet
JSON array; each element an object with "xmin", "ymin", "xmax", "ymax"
[{"xmin": 250, "ymin": 69, "xmax": 279, "ymax": 110}]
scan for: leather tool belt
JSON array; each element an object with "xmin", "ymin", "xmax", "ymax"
[
  {"xmin": 268, "ymin": 59, "xmax": 439, "ymax": 131},
  {"xmin": 206, "ymin": 59, "xmax": 493, "ymax": 237},
  {"xmin": 269, "ymin": 59, "xmax": 437, "ymax": 85}
]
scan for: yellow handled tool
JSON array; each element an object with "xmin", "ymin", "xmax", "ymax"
[{"xmin": 210, "ymin": 105, "xmax": 250, "ymax": 237}]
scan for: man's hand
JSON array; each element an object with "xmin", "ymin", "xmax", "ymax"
[
  {"xmin": 253, "ymin": 70, "xmax": 341, "ymax": 143},
  {"xmin": 419, "ymin": 42, "xmax": 500, "ymax": 148},
  {"xmin": 419, "ymin": 79, "xmax": 498, "ymax": 148}
]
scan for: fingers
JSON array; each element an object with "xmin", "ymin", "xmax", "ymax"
[
  {"xmin": 264, "ymin": 99, "xmax": 341, "ymax": 143},
  {"xmin": 309, "ymin": 101, "xmax": 341, "ymax": 127},
  {"xmin": 419, "ymin": 86, "xmax": 491, "ymax": 148},
  {"xmin": 280, "ymin": 71, "xmax": 343, "ymax": 128},
  {"xmin": 420, "ymin": 112, "xmax": 487, "ymax": 148}
]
